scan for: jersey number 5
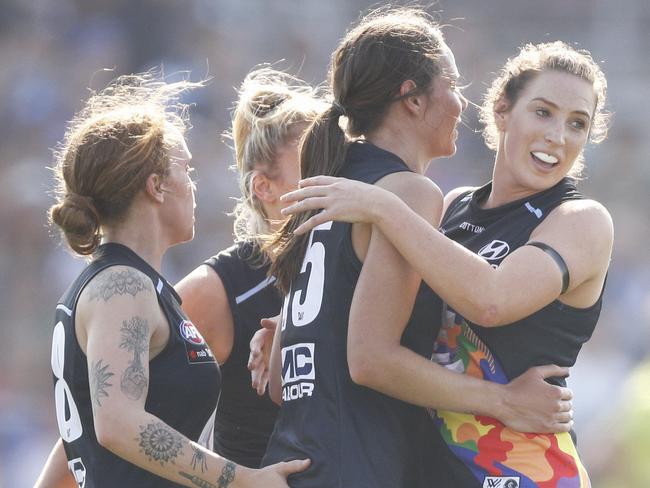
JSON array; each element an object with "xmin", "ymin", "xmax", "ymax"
[{"xmin": 290, "ymin": 221, "xmax": 333, "ymax": 327}]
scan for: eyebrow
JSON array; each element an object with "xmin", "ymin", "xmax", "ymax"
[{"xmin": 531, "ymin": 97, "xmax": 592, "ymax": 120}]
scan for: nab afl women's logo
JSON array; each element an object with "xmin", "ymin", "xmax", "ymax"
[{"xmin": 179, "ymin": 320, "xmax": 205, "ymax": 345}]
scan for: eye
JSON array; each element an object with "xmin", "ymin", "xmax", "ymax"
[
  {"xmin": 569, "ymin": 119, "xmax": 587, "ymax": 131},
  {"xmin": 535, "ymin": 107, "xmax": 550, "ymax": 117}
]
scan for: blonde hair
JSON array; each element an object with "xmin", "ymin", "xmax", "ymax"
[
  {"xmin": 49, "ymin": 71, "xmax": 203, "ymax": 255},
  {"xmin": 480, "ymin": 41, "xmax": 610, "ymax": 176},
  {"xmin": 225, "ymin": 67, "xmax": 326, "ymax": 263}
]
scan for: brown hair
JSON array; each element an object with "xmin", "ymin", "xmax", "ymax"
[
  {"xmin": 480, "ymin": 41, "xmax": 610, "ymax": 176},
  {"xmin": 49, "ymin": 71, "xmax": 202, "ymax": 255},
  {"xmin": 268, "ymin": 6, "xmax": 447, "ymax": 293},
  {"xmin": 225, "ymin": 67, "xmax": 326, "ymax": 264}
]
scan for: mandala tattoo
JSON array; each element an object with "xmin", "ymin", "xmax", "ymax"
[
  {"xmin": 217, "ymin": 462, "xmax": 236, "ymax": 488},
  {"xmin": 138, "ymin": 421, "xmax": 184, "ymax": 465},
  {"xmin": 90, "ymin": 359, "xmax": 114, "ymax": 408},
  {"xmin": 88, "ymin": 268, "xmax": 152, "ymax": 302},
  {"xmin": 119, "ymin": 316, "xmax": 149, "ymax": 400},
  {"xmin": 190, "ymin": 444, "xmax": 208, "ymax": 473}
]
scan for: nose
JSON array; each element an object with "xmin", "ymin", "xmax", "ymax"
[
  {"xmin": 459, "ymin": 92, "xmax": 469, "ymax": 113},
  {"xmin": 545, "ymin": 121, "xmax": 565, "ymax": 145}
]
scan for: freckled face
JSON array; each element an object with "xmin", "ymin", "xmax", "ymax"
[{"xmin": 496, "ymin": 70, "xmax": 596, "ymax": 194}]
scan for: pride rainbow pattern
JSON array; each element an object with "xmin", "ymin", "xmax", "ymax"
[{"xmin": 430, "ymin": 306, "xmax": 591, "ymax": 488}]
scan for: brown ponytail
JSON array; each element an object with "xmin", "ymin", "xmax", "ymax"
[{"xmin": 268, "ymin": 6, "xmax": 446, "ymax": 293}]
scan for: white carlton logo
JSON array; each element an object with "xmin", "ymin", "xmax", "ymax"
[{"xmin": 478, "ymin": 240, "xmax": 510, "ymax": 261}]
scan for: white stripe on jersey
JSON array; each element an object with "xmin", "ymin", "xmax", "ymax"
[
  {"xmin": 56, "ymin": 304, "xmax": 73, "ymax": 317},
  {"xmin": 235, "ymin": 276, "xmax": 276, "ymax": 305}
]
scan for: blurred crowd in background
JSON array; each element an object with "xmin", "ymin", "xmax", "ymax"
[{"xmin": 0, "ymin": 1, "xmax": 648, "ymax": 486}]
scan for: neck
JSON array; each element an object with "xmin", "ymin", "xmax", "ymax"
[
  {"xmin": 366, "ymin": 120, "xmax": 430, "ymax": 175},
  {"xmin": 101, "ymin": 203, "xmax": 167, "ymax": 272},
  {"xmin": 483, "ymin": 149, "xmax": 538, "ymax": 209}
]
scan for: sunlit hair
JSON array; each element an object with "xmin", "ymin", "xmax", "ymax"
[
  {"xmin": 480, "ymin": 41, "xmax": 610, "ymax": 176},
  {"xmin": 224, "ymin": 67, "xmax": 326, "ymax": 264},
  {"xmin": 49, "ymin": 71, "xmax": 203, "ymax": 255},
  {"xmin": 269, "ymin": 6, "xmax": 447, "ymax": 293}
]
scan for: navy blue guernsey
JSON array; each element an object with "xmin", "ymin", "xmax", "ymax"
[
  {"xmin": 204, "ymin": 241, "xmax": 281, "ymax": 468},
  {"xmin": 262, "ymin": 141, "xmax": 444, "ymax": 488},
  {"xmin": 430, "ymin": 178, "xmax": 603, "ymax": 487},
  {"xmin": 51, "ymin": 243, "xmax": 220, "ymax": 488}
]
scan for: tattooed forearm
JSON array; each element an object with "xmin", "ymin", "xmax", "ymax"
[
  {"xmin": 217, "ymin": 462, "xmax": 236, "ymax": 488},
  {"xmin": 179, "ymin": 471, "xmax": 217, "ymax": 488},
  {"xmin": 190, "ymin": 444, "xmax": 208, "ymax": 473},
  {"xmin": 90, "ymin": 359, "xmax": 114, "ymax": 408},
  {"xmin": 119, "ymin": 316, "xmax": 149, "ymax": 400},
  {"xmin": 138, "ymin": 421, "xmax": 184, "ymax": 466},
  {"xmin": 88, "ymin": 268, "xmax": 152, "ymax": 302},
  {"xmin": 178, "ymin": 461, "xmax": 236, "ymax": 488}
]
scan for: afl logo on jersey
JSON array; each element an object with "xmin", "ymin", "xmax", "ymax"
[
  {"xmin": 478, "ymin": 240, "xmax": 510, "ymax": 261},
  {"xmin": 179, "ymin": 320, "xmax": 205, "ymax": 345}
]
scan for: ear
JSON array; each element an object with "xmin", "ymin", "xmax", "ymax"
[
  {"xmin": 398, "ymin": 79, "xmax": 423, "ymax": 116},
  {"xmin": 251, "ymin": 171, "xmax": 275, "ymax": 203},
  {"xmin": 145, "ymin": 173, "xmax": 165, "ymax": 204},
  {"xmin": 493, "ymin": 97, "xmax": 510, "ymax": 131}
]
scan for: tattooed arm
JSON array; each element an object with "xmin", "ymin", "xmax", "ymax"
[{"xmin": 77, "ymin": 266, "xmax": 308, "ymax": 488}]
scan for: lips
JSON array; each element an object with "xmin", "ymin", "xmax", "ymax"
[{"xmin": 531, "ymin": 151, "xmax": 559, "ymax": 170}]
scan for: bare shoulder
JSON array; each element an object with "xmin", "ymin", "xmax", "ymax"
[
  {"xmin": 175, "ymin": 264, "xmax": 223, "ymax": 303},
  {"xmin": 443, "ymin": 186, "xmax": 478, "ymax": 216},
  {"xmin": 83, "ymin": 265, "xmax": 156, "ymax": 304},
  {"xmin": 375, "ymin": 171, "xmax": 443, "ymax": 221},
  {"xmin": 546, "ymin": 198, "xmax": 614, "ymax": 244}
]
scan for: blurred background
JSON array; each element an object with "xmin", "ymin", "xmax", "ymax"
[{"xmin": 0, "ymin": 0, "xmax": 648, "ymax": 486}]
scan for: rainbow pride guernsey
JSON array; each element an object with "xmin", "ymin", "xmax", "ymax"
[{"xmin": 432, "ymin": 178, "xmax": 604, "ymax": 488}]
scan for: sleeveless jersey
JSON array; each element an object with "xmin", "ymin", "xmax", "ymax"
[
  {"xmin": 51, "ymin": 243, "xmax": 220, "ymax": 488},
  {"xmin": 262, "ymin": 141, "xmax": 444, "ymax": 487},
  {"xmin": 204, "ymin": 241, "xmax": 281, "ymax": 468},
  {"xmin": 431, "ymin": 178, "xmax": 602, "ymax": 488}
]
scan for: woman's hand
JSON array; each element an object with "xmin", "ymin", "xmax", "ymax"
[
  {"xmin": 500, "ymin": 364, "xmax": 574, "ymax": 433},
  {"xmin": 248, "ymin": 316, "xmax": 277, "ymax": 396},
  {"xmin": 280, "ymin": 176, "xmax": 397, "ymax": 234},
  {"xmin": 244, "ymin": 459, "xmax": 310, "ymax": 487}
]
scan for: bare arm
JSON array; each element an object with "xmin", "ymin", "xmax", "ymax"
[
  {"xmin": 79, "ymin": 266, "xmax": 307, "ymax": 488},
  {"xmin": 282, "ymin": 176, "xmax": 613, "ymax": 326},
  {"xmin": 175, "ymin": 265, "xmax": 234, "ymax": 364},
  {"xmin": 268, "ymin": 304, "xmax": 286, "ymax": 405},
  {"xmin": 34, "ymin": 438, "xmax": 76, "ymax": 488}
]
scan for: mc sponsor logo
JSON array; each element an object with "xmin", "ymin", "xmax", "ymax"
[{"xmin": 281, "ymin": 343, "xmax": 315, "ymax": 401}]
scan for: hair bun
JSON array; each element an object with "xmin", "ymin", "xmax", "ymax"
[{"xmin": 50, "ymin": 193, "xmax": 102, "ymax": 255}]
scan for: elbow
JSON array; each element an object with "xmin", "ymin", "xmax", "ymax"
[
  {"xmin": 348, "ymin": 351, "xmax": 378, "ymax": 388},
  {"xmin": 465, "ymin": 297, "xmax": 503, "ymax": 328},
  {"xmin": 93, "ymin": 411, "xmax": 123, "ymax": 452}
]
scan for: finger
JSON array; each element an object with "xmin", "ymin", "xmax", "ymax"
[
  {"xmin": 256, "ymin": 370, "xmax": 269, "ymax": 396},
  {"xmin": 557, "ymin": 386, "xmax": 573, "ymax": 401},
  {"xmin": 557, "ymin": 399, "xmax": 573, "ymax": 412},
  {"xmin": 555, "ymin": 410, "xmax": 574, "ymax": 423},
  {"xmin": 248, "ymin": 352, "xmax": 261, "ymax": 371},
  {"xmin": 281, "ymin": 197, "xmax": 330, "ymax": 216},
  {"xmin": 260, "ymin": 318, "xmax": 278, "ymax": 330},
  {"xmin": 294, "ymin": 212, "xmax": 329, "ymax": 235},
  {"xmin": 278, "ymin": 458, "xmax": 311, "ymax": 475},
  {"xmin": 299, "ymin": 175, "xmax": 340, "ymax": 188},
  {"xmin": 536, "ymin": 364, "xmax": 570, "ymax": 380}
]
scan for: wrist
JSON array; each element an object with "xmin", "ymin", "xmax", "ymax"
[{"xmin": 233, "ymin": 464, "xmax": 253, "ymax": 488}]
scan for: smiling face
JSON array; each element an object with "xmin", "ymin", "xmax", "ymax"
[{"xmin": 494, "ymin": 70, "xmax": 596, "ymax": 196}]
